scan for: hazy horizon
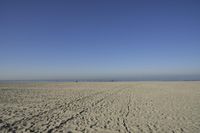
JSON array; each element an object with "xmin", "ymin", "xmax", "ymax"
[{"xmin": 0, "ymin": 0, "xmax": 200, "ymax": 80}]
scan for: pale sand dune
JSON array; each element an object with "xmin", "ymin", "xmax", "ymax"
[{"xmin": 0, "ymin": 82, "xmax": 200, "ymax": 133}]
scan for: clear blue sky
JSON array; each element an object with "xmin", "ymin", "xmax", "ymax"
[{"xmin": 0, "ymin": 0, "xmax": 200, "ymax": 80}]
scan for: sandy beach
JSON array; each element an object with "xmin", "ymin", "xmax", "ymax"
[{"xmin": 0, "ymin": 82, "xmax": 200, "ymax": 133}]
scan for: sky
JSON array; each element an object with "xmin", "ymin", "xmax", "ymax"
[{"xmin": 0, "ymin": 0, "xmax": 200, "ymax": 81}]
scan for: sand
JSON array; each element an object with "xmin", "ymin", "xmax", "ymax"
[{"xmin": 0, "ymin": 82, "xmax": 200, "ymax": 133}]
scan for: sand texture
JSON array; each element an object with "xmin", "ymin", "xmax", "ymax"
[{"xmin": 0, "ymin": 82, "xmax": 200, "ymax": 133}]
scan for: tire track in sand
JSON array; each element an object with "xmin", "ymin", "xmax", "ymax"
[
  {"xmin": 47, "ymin": 89, "xmax": 122, "ymax": 133},
  {"xmin": 0, "ymin": 90, "xmax": 107, "ymax": 132}
]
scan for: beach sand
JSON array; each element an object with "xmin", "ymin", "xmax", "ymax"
[{"xmin": 0, "ymin": 82, "xmax": 200, "ymax": 133}]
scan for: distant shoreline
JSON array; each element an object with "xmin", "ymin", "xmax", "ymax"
[{"xmin": 0, "ymin": 79, "xmax": 200, "ymax": 83}]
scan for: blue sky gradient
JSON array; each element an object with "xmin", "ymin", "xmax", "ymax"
[{"xmin": 0, "ymin": 0, "xmax": 200, "ymax": 80}]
